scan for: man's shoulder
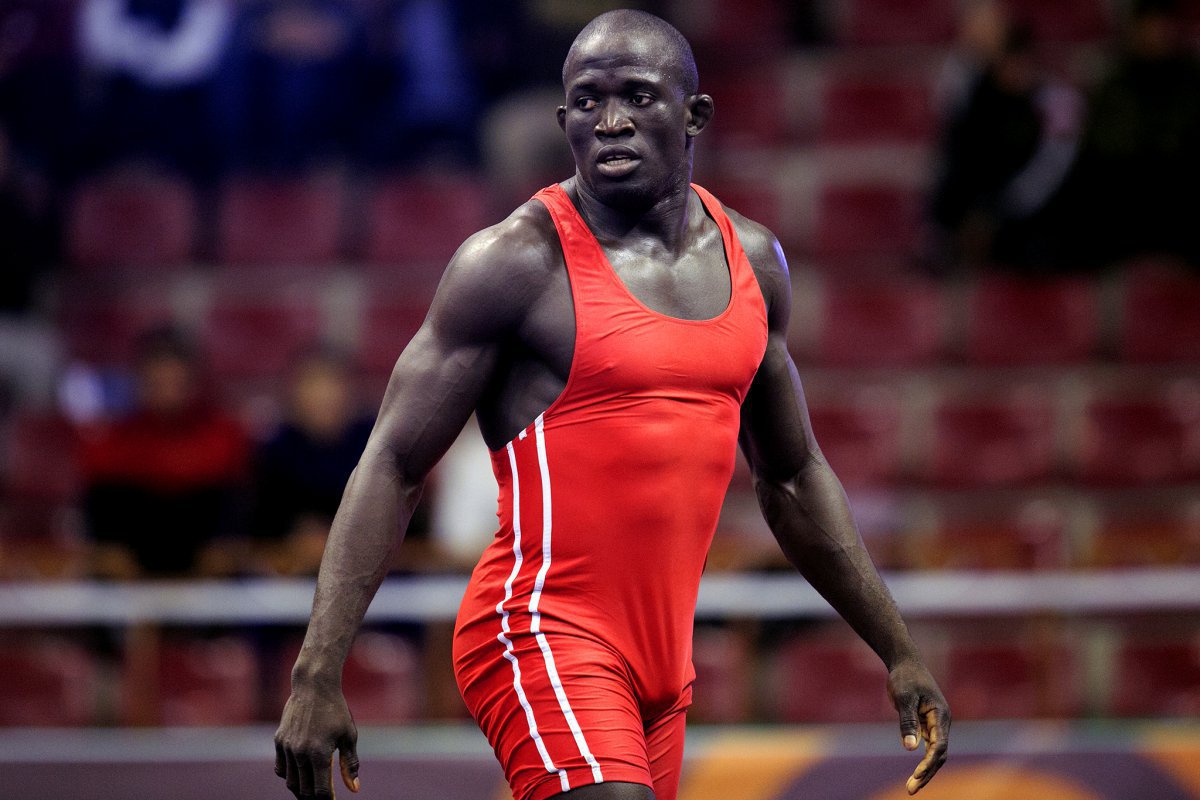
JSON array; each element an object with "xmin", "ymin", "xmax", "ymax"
[
  {"xmin": 450, "ymin": 197, "xmax": 563, "ymax": 288},
  {"xmin": 713, "ymin": 199, "xmax": 787, "ymax": 278}
]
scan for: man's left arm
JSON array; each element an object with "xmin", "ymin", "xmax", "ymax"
[{"xmin": 733, "ymin": 222, "xmax": 950, "ymax": 795}]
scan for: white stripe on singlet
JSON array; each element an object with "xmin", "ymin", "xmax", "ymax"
[
  {"xmin": 529, "ymin": 415, "xmax": 605, "ymax": 784},
  {"xmin": 497, "ymin": 438, "xmax": 569, "ymax": 792}
]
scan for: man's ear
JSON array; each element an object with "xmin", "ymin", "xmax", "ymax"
[
  {"xmin": 685, "ymin": 94, "xmax": 714, "ymax": 137},
  {"xmin": 557, "ymin": 105, "xmax": 567, "ymax": 131}
]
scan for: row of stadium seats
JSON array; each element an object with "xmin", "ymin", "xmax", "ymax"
[
  {"xmin": 4, "ymin": 621, "xmax": 1197, "ymax": 727},
  {"xmin": 54, "ymin": 265, "xmax": 1200, "ymax": 373}
]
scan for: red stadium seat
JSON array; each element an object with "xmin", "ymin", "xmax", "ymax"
[
  {"xmin": 809, "ymin": 279, "xmax": 944, "ymax": 367},
  {"xmin": 366, "ymin": 176, "xmax": 491, "ymax": 268},
  {"xmin": 702, "ymin": 66, "xmax": 789, "ymax": 148},
  {"xmin": 202, "ymin": 294, "xmax": 322, "ymax": 379},
  {"xmin": 357, "ymin": 292, "xmax": 435, "ymax": 378},
  {"xmin": 3, "ymin": 412, "xmax": 81, "ymax": 502},
  {"xmin": 909, "ymin": 497, "xmax": 1069, "ymax": 571},
  {"xmin": 1076, "ymin": 383, "xmax": 1200, "ymax": 486},
  {"xmin": 1004, "ymin": 0, "xmax": 1112, "ymax": 42},
  {"xmin": 965, "ymin": 275, "xmax": 1099, "ymax": 365},
  {"xmin": 922, "ymin": 387, "xmax": 1059, "ymax": 488},
  {"xmin": 807, "ymin": 386, "xmax": 905, "ymax": 488},
  {"xmin": 274, "ymin": 632, "xmax": 424, "ymax": 723},
  {"xmin": 770, "ymin": 634, "xmax": 892, "ymax": 723},
  {"xmin": 821, "ymin": 74, "xmax": 934, "ymax": 143},
  {"xmin": 66, "ymin": 171, "xmax": 196, "ymax": 271},
  {"xmin": 138, "ymin": 636, "xmax": 261, "ymax": 726},
  {"xmin": 944, "ymin": 639, "xmax": 1081, "ymax": 720},
  {"xmin": 679, "ymin": 0, "xmax": 787, "ymax": 54},
  {"xmin": 1112, "ymin": 640, "xmax": 1200, "ymax": 717},
  {"xmin": 56, "ymin": 284, "xmax": 176, "ymax": 366},
  {"xmin": 688, "ymin": 627, "xmax": 752, "ymax": 723},
  {"xmin": 1119, "ymin": 266, "xmax": 1200, "ymax": 363},
  {"xmin": 815, "ymin": 185, "xmax": 925, "ymax": 262},
  {"xmin": 834, "ymin": 0, "xmax": 957, "ymax": 45},
  {"xmin": 217, "ymin": 176, "xmax": 346, "ymax": 267},
  {"xmin": 0, "ymin": 636, "xmax": 98, "ymax": 726}
]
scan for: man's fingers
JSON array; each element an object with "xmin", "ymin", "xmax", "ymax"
[
  {"xmin": 275, "ymin": 739, "xmax": 286, "ymax": 778},
  {"xmin": 338, "ymin": 738, "xmax": 360, "ymax": 796},
  {"xmin": 296, "ymin": 750, "xmax": 317, "ymax": 799},
  {"xmin": 310, "ymin": 749, "xmax": 333, "ymax": 799},
  {"xmin": 906, "ymin": 710, "xmax": 949, "ymax": 795},
  {"xmin": 285, "ymin": 750, "xmax": 302, "ymax": 798},
  {"xmin": 895, "ymin": 694, "xmax": 921, "ymax": 751}
]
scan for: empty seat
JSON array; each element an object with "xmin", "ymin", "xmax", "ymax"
[
  {"xmin": 202, "ymin": 295, "xmax": 322, "ymax": 379},
  {"xmin": 834, "ymin": 0, "xmax": 957, "ymax": 45},
  {"xmin": 1119, "ymin": 267, "xmax": 1200, "ymax": 363},
  {"xmin": 944, "ymin": 639, "xmax": 1081, "ymax": 720},
  {"xmin": 769, "ymin": 635, "xmax": 892, "ymax": 723},
  {"xmin": 679, "ymin": 0, "xmax": 788, "ymax": 54},
  {"xmin": 138, "ymin": 636, "xmax": 261, "ymax": 726},
  {"xmin": 702, "ymin": 67, "xmax": 789, "ymax": 147},
  {"xmin": 909, "ymin": 497, "xmax": 1069, "ymax": 571},
  {"xmin": 807, "ymin": 386, "xmax": 905, "ymax": 488},
  {"xmin": 217, "ymin": 177, "xmax": 346, "ymax": 267},
  {"xmin": 357, "ymin": 292, "xmax": 434, "ymax": 377},
  {"xmin": 965, "ymin": 275, "xmax": 1099, "ymax": 365},
  {"xmin": 815, "ymin": 185, "xmax": 924, "ymax": 262},
  {"xmin": 809, "ymin": 279, "xmax": 944, "ymax": 367},
  {"xmin": 366, "ymin": 177, "xmax": 490, "ymax": 268},
  {"xmin": 923, "ymin": 387, "xmax": 1059, "ymax": 488},
  {"xmin": 57, "ymin": 287, "xmax": 176, "ymax": 366},
  {"xmin": 0, "ymin": 636, "xmax": 98, "ymax": 726},
  {"xmin": 3, "ymin": 412, "xmax": 81, "ymax": 502},
  {"xmin": 821, "ymin": 74, "xmax": 934, "ymax": 143},
  {"xmin": 1077, "ymin": 383, "xmax": 1200, "ymax": 486},
  {"xmin": 1005, "ymin": 0, "xmax": 1112, "ymax": 42},
  {"xmin": 688, "ymin": 627, "xmax": 752, "ymax": 723},
  {"xmin": 1112, "ymin": 640, "xmax": 1200, "ymax": 717},
  {"xmin": 275, "ymin": 632, "xmax": 424, "ymax": 723},
  {"xmin": 66, "ymin": 171, "xmax": 196, "ymax": 271}
]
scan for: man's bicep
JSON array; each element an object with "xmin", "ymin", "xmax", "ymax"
[
  {"xmin": 739, "ymin": 335, "xmax": 822, "ymax": 482},
  {"xmin": 363, "ymin": 232, "xmax": 525, "ymax": 484}
]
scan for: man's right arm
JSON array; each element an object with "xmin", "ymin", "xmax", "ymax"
[{"xmin": 273, "ymin": 213, "xmax": 547, "ymax": 800}]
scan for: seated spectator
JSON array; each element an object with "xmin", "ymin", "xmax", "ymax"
[
  {"xmin": 248, "ymin": 346, "xmax": 372, "ymax": 576},
  {"xmin": 81, "ymin": 327, "xmax": 247, "ymax": 578},
  {"xmin": 930, "ymin": 23, "xmax": 1083, "ymax": 271},
  {"xmin": 1069, "ymin": 0, "xmax": 1200, "ymax": 267},
  {"xmin": 76, "ymin": 0, "xmax": 233, "ymax": 180},
  {"xmin": 211, "ymin": 0, "xmax": 366, "ymax": 173}
]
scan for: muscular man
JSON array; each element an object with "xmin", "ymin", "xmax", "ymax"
[{"xmin": 275, "ymin": 10, "xmax": 950, "ymax": 800}]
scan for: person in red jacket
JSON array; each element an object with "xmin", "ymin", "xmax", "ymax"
[
  {"xmin": 82, "ymin": 326, "xmax": 247, "ymax": 578},
  {"xmin": 275, "ymin": 10, "xmax": 950, "ymax": 800}
]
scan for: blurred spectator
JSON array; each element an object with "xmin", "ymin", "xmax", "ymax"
[
  {"xmin": 77, "ymin": 0, "xmax": 233, "ymax": 180},
  {"xmin": 81, "ymin": 327, "xmax": 247, "ymax": 578},
  {"xmin": 1068, "ymin": 0, "xmax": 1200, "ymax": 267},
  {"xmin": 212, "ymin": 0, "xmax": 367, "ymax": 173},
  {"xmin": 354, "ymin": 0, "xmax": 479, "ymax": 169},
  {"xmin": 429, "ymin": 420, "xmax": 496, "ymax": 570},
  {"xmin": 248, "ymin": 346, "xmax": 372, "ymax": 576},
  {"xmin": 931, "ymin": 22, "xmax": 1083, "ymax": 271},
  {"xmin": 933, "ymin": 0, "xmax": 1010, "ymax": 123}
]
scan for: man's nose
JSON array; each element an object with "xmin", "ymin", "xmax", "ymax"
[{"xmin": 595, "ymin": 102, "xmax": 634, "ymax": 137}]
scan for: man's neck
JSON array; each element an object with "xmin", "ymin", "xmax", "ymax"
[{"xmin": 569, "ymin": 172, "xmax": 696, "ymax": 254}]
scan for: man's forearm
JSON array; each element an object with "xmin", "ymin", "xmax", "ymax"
[
  {"xmin": 291, "ymin": 450, "xmax": 422, "ymax": 687},
  {"xmin": 755, "ymin": 456, "xmax": 918, "ymax": 669}
]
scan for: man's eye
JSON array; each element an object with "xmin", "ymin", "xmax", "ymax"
[
  {"xmin": 630, "ymin": 94, "xmax": 653, "ymax": 106},
  {"xmin": 576, "ymin": 97, "xmax": 598, "ymax": 110}
]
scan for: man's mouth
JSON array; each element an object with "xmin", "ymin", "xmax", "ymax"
[{"xmin": 596, "ymin": 148, "xmax": 641, "ymax": 176}]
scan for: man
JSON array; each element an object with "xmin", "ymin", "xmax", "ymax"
[{"xmin": 275, "ymin": 10, "xmax": 950, "ymax": 800}]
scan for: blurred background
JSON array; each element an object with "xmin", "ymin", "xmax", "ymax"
[{"xmin": 0, "ymin": 0, "xmax": 1198, "ymax": 798}]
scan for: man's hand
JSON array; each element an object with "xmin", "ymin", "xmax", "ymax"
[
  {"xmin": 887, "ymin": 659, "xmax": 950, "ymax": 795},
  {"xmin": 274, "ymin": 685, "xmax": 360, "ymax": 799}
]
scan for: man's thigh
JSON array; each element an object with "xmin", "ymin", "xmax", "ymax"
[{"xmin": 550, "ymin": 782, "xmax": 655, "ymax": 800}]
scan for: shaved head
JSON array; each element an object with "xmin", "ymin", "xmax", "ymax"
[{"xmin": 563, "ymin": 9, "xmax": 699, "ymax": 95}]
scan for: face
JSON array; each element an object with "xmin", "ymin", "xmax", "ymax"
[
  {"xmin": 558, "ymin": 28, "xmax": 712, "ymax": 208},
  {"xmin": 138, "ymin": 355, "xmax": 195, "ymax": 416}
]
